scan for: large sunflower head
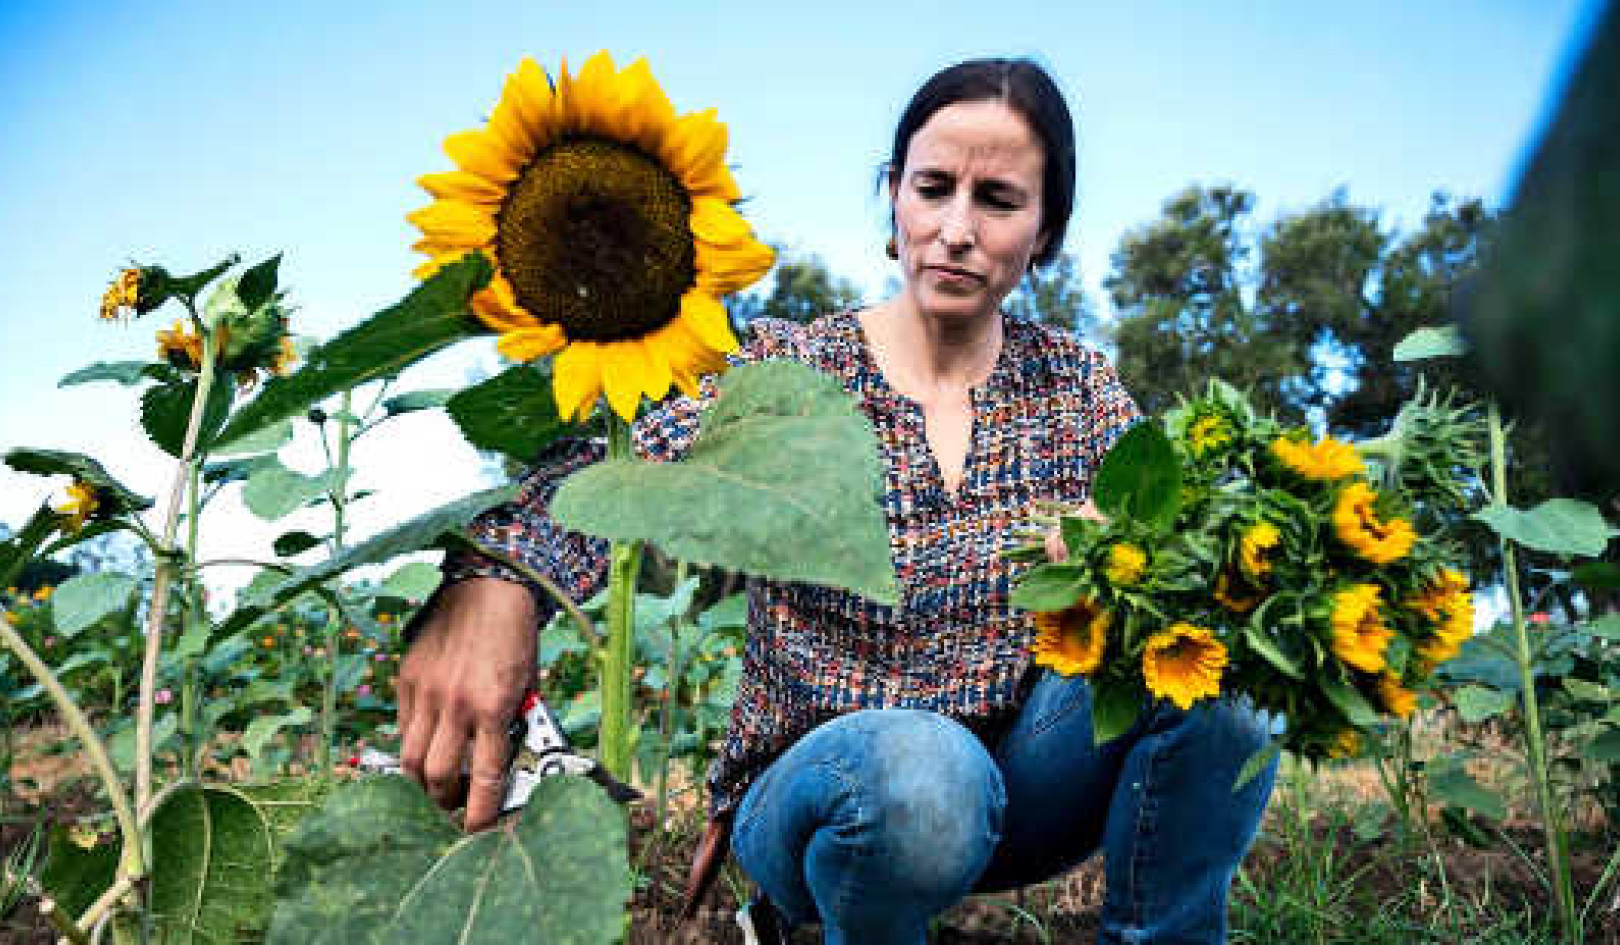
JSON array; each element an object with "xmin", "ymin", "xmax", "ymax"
[
  {"xmin": 1332, "ymin": 481, "xmax": 1416, "ymax": 565},
  {"xmin": 1328, "ymin": 583, "xmax": 1392, "ymax": 673},
  {"xmin": 410, "ymin": 53, "xmax": 775, "ymax": 421},
  {"xmin": 1143, "ymin": 622, "xmax": 1227, "ymax": 710},
  {"xmin": 156, "ymin": 318, "xmax": 206, "ymax": 371},
  {"xmin": 1032, "ymin": 598, "xmax": 1110, "ymax": 676},
  {"xmin": 1408, "ymin": 567, "xmax": 1473, "ymax": 669},
  {"xmin": 1271, "ymin": 434, "xmax": 1364, "ymax": 482}
]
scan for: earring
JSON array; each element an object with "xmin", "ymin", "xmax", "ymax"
[{"xmin": 885, "ymin": 236, "xmax": 898, "ymax": 260}]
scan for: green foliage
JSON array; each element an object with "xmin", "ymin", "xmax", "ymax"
[
  {"xmin": 381, "ymin": 389, "xmax": 456, "ymax": 416},
  {"xmin": 446, "ymin": 363, "xmax": 579, "ymax": 463},
  {"xmin": 213, "ymin": 252, "xmax": 492, "ymax": 446},
  {"xmin": 142, "ymin": 376, "xmax": 235, "ymax": 457},
  {"xmin": 3, "ymin": 448, "xmax": 152, "ymax": 515},
  {"xmin": 269, "ymin": 775, "xmax": 629, "ymax": 945},
  {"xmin": 242, "ymin": 459, "xmax": 347, "ymax": 522},
  {"xmin": 552, "ymin": 360, "xmax": 900, "ymax": 605},
  {"xmin": 1472, "ymin": 498, "xmax": 1616, "ymax": 558},
  {"xmin": 1392, "ymin": 325, "xmax": 1467, "ymax": 362},
  {"xmin": 59, "ymin": 360, "xmax": 177, "ymax": 387},
  {"xmin": 732, "ymin": 246, "xmax": 862, "ymax": 325},
  {"xmin": 50, "ymin": 572, "xmax": 137, "ymax": 636},
  {"xmin": 1091, "ymin": 421, "xmax": 1182, "ymax": 530},
  {"xmin": 212, "ymin": 418, "xmax": 294, "ymax": 457},
  {"xmin": 147, "ymin": 784, "xmax": 277, "ymax": 943},
  {"xmin": 1005, "ymin": 252, "xmax": 1095, "ymax": 335},
  {"xmin": 40, "ymin": 824, "xmax": 119, "ymax": 920}
]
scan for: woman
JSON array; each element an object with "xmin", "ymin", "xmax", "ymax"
[{"xmin": 398, "ymin": 58, "xmax": 1278, "ymax": 944}]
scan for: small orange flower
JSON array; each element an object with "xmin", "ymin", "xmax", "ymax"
[
  {"xmin": 1376, "ymin": 672, "xmax": 1416, "ymax": 718},
  {"xmin": 1332, "ymin": 482, "xmax": 1415, "ymax": 565},
  {"xmin": 1239, "ymin": 521, "xmax": 1281, "ymax": 580},
  {"xmin": 1271, "ymin": 435, "xmax": 1364, "ymax": 481},
  {"xmin": 1329, "ymin": 583, "xmax": 1392, "ymax": 673},
  {"xmin": 1032, "ymin": 598, "xmax": 1111, "ymax": 676},
  {"xmin": 1143, "ymin": 622, "xmax": 1227, "ymax": 710}
]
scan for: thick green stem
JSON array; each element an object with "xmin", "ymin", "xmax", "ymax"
[
  {"xmin": 1490, "ymin": 401, "xmax": 1578, "ymax": 943},
  {"xmin": 136, "ymin": 303, "xmax": 220, "ymax": 814},
  {"xmin": 0, "ymin": 617, "xmax": 145, "ymax": 901},
  {"xmin": 178, "ymin": 462, "xmax": 204, "ymax": 779},
  {"xmin": 598, "ymin": 414, "xmax": 643, "ymax": 781},
  {"xmin": 319, "ymin": 390, "xmax": 354, "ymax": 778},
  {"xmin": 655, "ymin": 560, "xmax": 689, "ymax": 829}
]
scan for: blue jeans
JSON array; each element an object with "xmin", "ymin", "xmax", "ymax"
[{"xmin": 730, "ymin": 670, "xmax": 1281, "ymax": 944}]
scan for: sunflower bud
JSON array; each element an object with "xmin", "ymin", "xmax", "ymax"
[{"xmin": 99, "ymin": 266, "xmax": 173, "ymax": 321}]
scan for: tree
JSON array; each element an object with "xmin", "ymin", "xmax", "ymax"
[
  {"xmin": 1005, "ymin": 252, "xmax": 1096, "ymax": 338},
  {"xmin": 730, "ymin": 246, "xmax": 863, "ymax": 328}
]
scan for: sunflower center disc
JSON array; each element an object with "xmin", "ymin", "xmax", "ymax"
[{"xmin": 496, "ymin": 138, "xmax": 695, "ymax": 343}]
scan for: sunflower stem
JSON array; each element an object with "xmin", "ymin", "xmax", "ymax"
[
  {"xmin": 136, "ymin": 297, "xmax": 220, "ymax": 815},
  {"xmin": 1490, "ymin": 400, "xmax": 1578, "ymax": 943},
  {"xmin": 319, "ymin": 388, "xmax": 354, "ymax": 780},
  {"xmin": 598, "ymin": 412, "xmax": 643, "ymax": 782}
]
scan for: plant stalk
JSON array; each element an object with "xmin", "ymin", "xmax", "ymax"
[
  {"xmin": 319, "ymin": 389, "xmax": 354, "ymax": 778},
  {"xmin": 598, "ymin": 413, "xmax": 643, "ymax": 781},
  {"xmin": 179, "ymin": 460, "xmax": 204, "ymax": 780},
  {"xmin": 135, "ymin": 303, "xmax": 220, "ymax": 812},
  {"xmin": 1489, "ymin": 400, "xmax": 1578, "ymax": 943}
]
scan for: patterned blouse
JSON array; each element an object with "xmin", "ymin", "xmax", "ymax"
[{"xmin": 441, "ymin": 311, "xmax": 1140, "ymax": 818}]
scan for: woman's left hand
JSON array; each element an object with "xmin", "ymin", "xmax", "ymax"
[{"xmin": 1043, "ymin": 498, "xmax": 1108, "ymax": 562}]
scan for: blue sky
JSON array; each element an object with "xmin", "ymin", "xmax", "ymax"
[{"xmin": 0, "ymin": 0, "xmax": 1601, "ymax": 587}]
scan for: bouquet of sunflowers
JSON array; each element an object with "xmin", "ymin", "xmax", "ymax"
[{"xmin": 1011, "ymin": 380, "xmax": 1484, "ymax": 763}]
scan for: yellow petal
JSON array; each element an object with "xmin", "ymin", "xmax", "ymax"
[
  {"xmin": 661, "ymin": 110, "xmax": 741, "ymax": 201},
  {"xmin": 689, "ymin": 197, "xmax": 753, "ymax": 245},
  {"xmin": 677, "ymin": 289, "xmax": 741, "ymax": 355},
  {"xmin": 562, "ymin": 51, "xmax": 619, "ymax": 136},
  {"xmin": 509, "ymin": 58, "xmax": 557, "ymax": 134},
  {"xmin": 553, "ymin": 342, "xmax": 604, "ymax": 421},
  {"xmin": 495, "ymin": 325, "xmax": 567, "ymax": 361},
  {"xmin": 600, "ymin": 339, "xmax": 665, "ymax": 420},
  {"xmin": 469, "ymin": 273, "xmax": 538, "ymax": 332},
  {"xmin": 406, "ymin": 201, "xmax": 497, "ymax": 244},
  {"xmin": 418, "ymin": 170, "xmax": 505, "ymax": 205},
  {"xmin": 614, "ymin": 58, "xmax": 677, "ymax": 153},
  {"xmin": 695, "ymin": 237, "xmax": 776, "ymax": 295},
  {"xmin": 443, "ymin": 129, "xmax": 521, "ymax": 183}
]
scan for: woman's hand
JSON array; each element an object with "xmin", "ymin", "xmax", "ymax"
[
  {"xmin": 397, "ymin": 577, "xmax": 536, "ymax": 831},
  {"xmin": 1043, "ymin": 498, "xmax": 1108, "ymax": 563}
]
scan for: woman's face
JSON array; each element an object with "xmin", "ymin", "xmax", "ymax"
[{"xmin": 890, "ymin": 100, "xmax": 1047, "ymax": 323}]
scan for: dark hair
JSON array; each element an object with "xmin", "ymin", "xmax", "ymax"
[{"xmin": 887, "ymin": 58, "xmax": 1076, "ymax": 270}]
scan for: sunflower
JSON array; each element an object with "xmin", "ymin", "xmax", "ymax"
[
  {"xmin": 1332, "ymin": 482, "xmax": 1416, "ymax": 565},
  {"xmin": 55, "ymin": 481, "xmax": 100, "ymax": 534},
  {"xmin": 1271, "ymin": 435, "xmax": 1364, "ymax": 481},
  {"xmin": 99, "ymin": 266, "xmax": 170, "ymax": 321},
  {"xmin": 1104, "ymin": 543, "xmax": 1147, "ymax": 587},
  {"xmin": 1213, "ymin": 569, "xmax": 1262, "ymax": 613},
  {"xmin": 1329, "ymin": 583, "xmax": 1392, "ymax": 673},
  {"xmin": 1143, "ymin": 622, "xmax": 1227, "ymax": 710},
  {"xmin": 409, "ymin": 53, "xmax": 775, "ymax": 421},
  {"xmin": 1408, "ymin": 568, "xmax": 1473, "ymax": 667},
  {"xmin": 1375, "ymin": 671, "xmax": 1416, "ymax": 718},
  {"xmin": 1187, "ymin": 415, "xmax": 1234, "ymax": 458},
  {"xmin": 1031, "ymin": 599, "xmax": 1110, "ymax": 676},
  {"xmin": 1326, "ymin": 728, "xmax": 1362, "ymax": 760},
  {"xmin": 1238, "ymin": 521, "xmax": 1281, "ymax": 580},
  {"xmin": 156, "ymin": 319, "xmax": 205, "ymax": 370}
]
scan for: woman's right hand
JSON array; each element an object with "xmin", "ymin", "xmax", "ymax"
[
  {"xmin": 396, "ymin": 577, "xmax": 536, "ymax": 832},
  {"xmin": 1043, "ymin": 497, "xmax": 1108, "ymax": 563}
]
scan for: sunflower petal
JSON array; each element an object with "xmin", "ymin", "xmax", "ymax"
[
  {"xmin": 418, "ymin": 170, "xmax": 506, "ymax": 205},
  {"xmin": 599, "ymin": 339, "xmax": 659, "ymax": 420},
  {"xmin": 662, "ymin": 110, "xmax": 741, "ymax": 201},
  {"xmin": 406, "ymin": 200, "xmax": 497, "ymax": 244},
  {"xmin": 469, "ymin": 273, "xmax": 538, "ymax": 332},
  {"xmin": 443, "ymin": 129, "xmax": 521, "ymax": 183},
  {"xmin": 689, "ymin": 197, "xmax": 754, "ymax": 245},
  {"xmin": 496, "ymin": 325, "xmax": 568, "ymax": 361},
  {"xmin": 552, "ymin": 342, "xmax": 604, "ymax": 422},
  {"xmin": 563, "ymin": 51, "xmax": 620, "ymax": 137},
  {"xmin": 695, "ymin": 236, "xmax": 776, "ymax": 295},
  {"xmin": 677, "ymin": 289, "xmax": 741, "ymax": 355}
]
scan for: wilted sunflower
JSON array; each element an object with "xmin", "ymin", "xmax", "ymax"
[
  {"xmin": 409, "ymin": 52, "xmax": 775, "ymax": 421},
  {"xmin": 1032, "ymin": 598, "xmax": 1110, "ymax": 676},
  {"xmin": 1104, "ymin": 543, "xmax": 1147, "ymax": 587},
  {"xmin": 1143, "ymin": 622, "xmax": 1227, "ymax": 710},
  {"xmin": 1238, "ymin": 521, "xmax": 1281, "ymax": 580},
  {"xmin": 156, "ymin": 319, "xmax": 206, "ymax": 370},
  {"xmin": 1332, "ymin": 481, "xmax": 1416, "ymax": 565},
  {"xmin": 1408, "ymin": 568, "xmax": 1473, "ymax": 667},
  {"xmin": 1329, "ymin": 583, "xmax": 1392, "ymax": 673},
  {"xmin": 1213, "ymin": 569, "xmax": 1262, "ymax": 613},
  {"xmin": 1375, "ymin": 671, "xmax": 1416, "ymax": 718},
  {"xmin": 99, "ymin": 266, "xmax": 170, "ymax": 321},
  {"xmin": 1271, "ymin": 435, "xmax": 1364, "ymax": 481},
  {"xmin": 56, "ymin": 480, "xmax": 101, "ymax": 533}
]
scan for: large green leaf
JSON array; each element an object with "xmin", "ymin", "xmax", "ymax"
[
  {"xmin": 1392, "ymin": 325, "xmax": 1467, "ymax": 362},
  {"xmin": 383, "ymin": 388, "xmax": 457, "ymax": 416},
  {"xmin": 142, "ymin": 376, "xmax": 235, "ymax": 458},
  {"xmin": 242, "ymin": 460, "xmax": 346, "ymax": 522},
  {"xmin": 1428, "ymin": 764, "xmax": 1506, "ymax": 821},
  {"xmin": 1589, "ymin": 727, "xmax": 1620, "ymax": 763},
  {"xmin": 0, "ymin": 504, "xmax": 66, "ymax": 588},
  {"xmin": 1091, "ymin": 680, "xmax": 1142, "ymax": 745},
  {"xmin": 242, "ymin": 707, "xmax": 314, "ymax": 764},
  {"xmin": 59, "ymin": 360, "xmax": 176, "ymax": 387},
  {"xmin": 1455, "ymin": 684, "xmax": 1515, "ymax": 723},
  {"xmin": 1472, "ymin": 498, "xmax": 1616, "ymax": 558},
  {"xmin": 39, "ymin": 823, "xmax": 119, "ymax": 920},
  {"xmin": 1092, "ymin": 421, "xmax": 1182, "ymax": 531},
  {"xmin": 551, "ymin": 361, "xmax": 900, "ymax": 604},
  {"xmin": 4, "ymin": 448, "xmax": 152, "ymax": 514},
  {"xmin": 1319, "ymin": 675, "xmax": 1379, "ymax": 727},
  {"xmin": 212, "ymin": 418, "xmax": 294, "ymax": 457},
  {"xmin": 147, "ymin": 784, "xmax": 278, "ymax": 944},
  {"xmin": 214, "ymin": 253, "xmax": 491, "ymax": 446},
  {"xmin": 50, "ymin": 572, "xmax": 137, "ymax": 636},
  {"xmin": 269, "ymin": 775, "xmax": 629, "ymax": 945},
  {"xmin": 380, "ymin": 561, "xmax": 441, "ymax": 601},
  {"xmin": 216, "ymin": 484, "xmax": 519, "ymax": 638},
  {"xmin": 1586, "ymin": 614, "xmax": 1620, "ymax": 642},
  {"xmin": 446, "ymin": 364, "xmax": 578, "ymax": 463},
  {"xmin": 1008, "ymin": 563, "xmax": 1085, "ymax": 612}
]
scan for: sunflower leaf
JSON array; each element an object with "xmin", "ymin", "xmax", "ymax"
[
  {"xmin": 1090, "ymin": 681, "xmax": 1141, "ymax": 746},
  {"xmin": 213, "ymin": 253, "xmax": 492, "ymax": 447},
  {"xmin": 1008, "ymin": 563, "xmax": 1085, "ymax": 612},
  {"xmin": 1392, "ymin": 325, "xmax": 1467, "ymax": 362},
  {"xmin": 267, "ymin": 775, "xmax": 629, "ymax": 945},
  {"xmin": 216, "ymin": 484, "xmax": 518, "ymax": 639},
  {"xmin": 51, "ymin": 572, "xmax": 137, "ymax": 636},
  {"xmin": 212, "ymin": 418, "xmax": 295, "ymax": 457},
  {"xmin": 1320, "ymin": 675, "xmax": 1379, "ymax": 727},
  {"xmin": 237, "ymin": 253, "xmax": 283, "ymax": 312},
  {"xmin": 1092, "ymin": 421, "xmax": 1182, "ymax": 531},
  {"xmin": 1472, "ymin": 498, "xmax": 1616, "ymax": 558},
  {"xmin": 141, "ymin": 376, "xmax": 235, "ymax": 458},
  {"xmin": 146, "ymin": 784, "xmax": 279, "ymax": 944},
  {"xmin": 1232, "ymin": 740, "xmax": 1281, "ymax": 793},
  {"xmin": 382, "ymin": 389, "xmax": 457, "ymax": 416},
  {"xmin": 59, "ymin": 360, "xmax": 176, "ymax": 388},
  {"xmin": 551, "ymin": 361, "xmax": 900, "ymax": 604},
  {"xmin": 446, "ymin": 364, "xmax": 580, "ymax": 463},
  {"xmin": 3, "ymin": 448, "xmax": 153, "ymax": 514}
]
